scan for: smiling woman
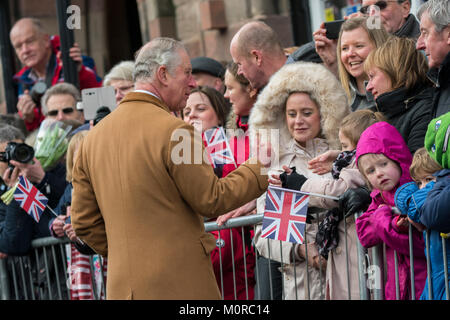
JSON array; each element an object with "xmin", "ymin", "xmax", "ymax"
[
  {"xmin": 336, "ymin": 17, "xmax": 390, "ymax": 111},
  {"xmin": 249, "ymin": 61, "xmax": 350, "ymax": 300}
]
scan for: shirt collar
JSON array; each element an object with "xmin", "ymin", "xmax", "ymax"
[{"xmin": 134, "ymin": 89, "xmax": 161, "ymax": 101}]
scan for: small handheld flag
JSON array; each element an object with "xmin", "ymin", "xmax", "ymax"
[
  {"xmin": 261, "ymin": 186, "xmax": 309, "ymax": 244},
  {"xmin": 13, "ymin": 176, "xmax": 48, "ymax": 223},
  {"xmin": 202, "ymin": 126, "xmax": 237, "ymax": 169}
]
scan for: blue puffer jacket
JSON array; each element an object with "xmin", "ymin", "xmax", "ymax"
[{"xmin": 396, "ymin": 172, "xmax": 450, "ymax": 300}]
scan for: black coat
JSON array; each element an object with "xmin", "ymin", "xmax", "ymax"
[
  {"xmin": 373, "ymin": 85, "xmax": 433, "ymax": 154},
  {"xmin": 429, "ymin": 52, "xmax": 450, "ymax": 119}
]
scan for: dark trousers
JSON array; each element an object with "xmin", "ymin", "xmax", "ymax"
[{"xmin": 254, "ymin": 255, "xmax": 283, "ymax": 300}]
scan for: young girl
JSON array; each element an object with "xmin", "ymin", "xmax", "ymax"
[
  {"xmin": 355, "ymin": 121, "xmax": 427, "ymax": 300},
  {"xmin": 280, "ymin": 109, "xmax": 385, "ymax": 300}
]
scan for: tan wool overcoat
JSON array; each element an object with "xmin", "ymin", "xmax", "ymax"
[{"xmin": 71, "ymin": 92, "xmax": 268, "ymax": 300}]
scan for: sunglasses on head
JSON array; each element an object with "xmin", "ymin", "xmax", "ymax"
[
  {"xmin": 47, "ymin": 107, "xmax": 75, "ymax": 117},
  {"xmin": 359, "ymin": 1, "xmax": 396, "ymax": 14}
]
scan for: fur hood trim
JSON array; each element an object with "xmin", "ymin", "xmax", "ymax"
[{"xmin": 248, "ymin": 62, "xmax": 350, "ymax": 150}]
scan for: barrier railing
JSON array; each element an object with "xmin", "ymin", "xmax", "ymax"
[{"xmin": 0, "ymin": 212, "xmax": 448, "ymax": 300}]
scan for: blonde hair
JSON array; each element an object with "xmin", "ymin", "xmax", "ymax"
[
  {"xmin": 66, "ymin": 130, "xmax": 89, "ymax": 182},
  {"xmin": 364, "ymin": 37, "xmax": 431, "ymax": 92},
  {"xmin": 410, "ymin": 147, "xmax": 443, "ymax": 182},
  {"xmin": 340, "ymin": 110, "xmax": 387, "ymax": 148},
  {"xmin": 336, "ymin": 17, "xmax": 390, "ymax": 101}
]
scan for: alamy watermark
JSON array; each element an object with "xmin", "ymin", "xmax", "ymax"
[{"xmin": 66, "ymin": 5, "xmax": 81, "ymax": 30}]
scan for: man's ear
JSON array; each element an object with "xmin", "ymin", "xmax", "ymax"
[
  {"xmin": 401, "ymin": 0, "xmax": 411, "ymax": 18},
  {"xmin": 250, "ymin": 49, "xmax": 263, "ymax": 67},
  {"xmin": 156, "ymin": 65, "xmax": 169, "ymax": 86}
]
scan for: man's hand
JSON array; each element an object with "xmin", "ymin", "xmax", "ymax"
[
  {"xmin": 308, "ymin": 150, "xmax": 340, "ymax": 175},
  {"xmin": 9, "ymin": 158, "xmax": 45, "ymax": 185},
  {"xmin": 17, "ymin": 90, "xmax": 36, "ymax": 123},
  {"xmin": 57, "ymin": 42, "xmax": 82, "ymax": 72},
  {"xmin": 0, "ymin": 252, "xmax": 8, "ymax": 259},
  {"xmin": 63, "ymin": 223, "xmax": 78, "ymax": 242},
  {"xmin": 2, "ymin": 166, "xmax": 20, "ymax": 188},
  {"xmin": 268, "ymin": 165, "xmax": 292, "ymax": 186},
  {"xmin": 51, "ymin": 214, "xmax": 68, "ymax": 238},
  {"xmin": 216, "ymin": 199, "xmax": 257, "ymax": 226}
]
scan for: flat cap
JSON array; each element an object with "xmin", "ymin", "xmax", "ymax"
[{"xmin": 191, "ymin": 56, "xmax": 225, "ymax": 78}]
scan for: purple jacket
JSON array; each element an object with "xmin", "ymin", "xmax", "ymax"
[{"xmin": 355, "ymin": 122, "xmax": 427, "ymax": 300}]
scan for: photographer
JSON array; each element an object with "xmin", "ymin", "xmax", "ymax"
[
  {"xmin": 10, "ymin": 18, "xmax": 102, "ymax": 133},
  {"xmin": 0, "ymin": 126, "xmax": 47, "ymax": 255},
  {"xmin": 0, "ymin": 125, "xmax": 68, "ymax": 256}
]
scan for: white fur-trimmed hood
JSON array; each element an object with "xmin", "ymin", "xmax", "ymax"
[{"xmin": 248, "ymin": 62, "xmax": 350, "ymax": 150}]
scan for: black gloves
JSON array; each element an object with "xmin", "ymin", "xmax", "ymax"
[
  {"xmin": 93, "ymin": 106, "xmax": 111, "ymax": 126},
  {"xmin": 280, "ymin": 167, "xmax": 307, "ymax": 190},
  {"xmin": 338, "ymin": 187, "xmax": 372, "ymax": 218}
]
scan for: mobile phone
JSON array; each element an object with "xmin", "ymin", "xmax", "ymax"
[
  {"xmin": 324, "ymin": 19, "xmax": 345, "ymax": 40},
  {"xmin": 81, "ymin": 86, "xmax": 116, "ymax": 120}
]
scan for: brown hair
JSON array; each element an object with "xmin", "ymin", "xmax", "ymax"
[
  {"xmin": 340, "ymin": 109, "xmax": 387, "ymax": 148},
  {"xmin": 364, "ymin": 37, "xmax": 431, "ymax": 92},
  {"xmin": 336, "ymin": 17, "xmax": 390, "ymax": 101},
  {"xmin": 226, "ymin": 61, "xmax": 250, "ymax": 89},
  {"xmin": 410, "ymin": 147, "xmax": 443, "ymax": 182},
  {"xmin": 185, "ymin": 86, "xmax": 231, "ymax": 127},
  {"xmin": 66, "ymin": 130, "xmax": 89, "ymax": 182}
]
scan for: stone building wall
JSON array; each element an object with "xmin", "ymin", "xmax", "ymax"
[{"xmin": 137, "ymin": 0, "xmax": 296, "ymax": 64}]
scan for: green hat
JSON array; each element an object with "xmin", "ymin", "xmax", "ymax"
[{"xmin": 425, "ymin": 112, "xmax": 450, "ymax": 169}]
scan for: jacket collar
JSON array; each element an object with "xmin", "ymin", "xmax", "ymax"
[
  {"xmin": 394, "ymin": 14, "xmax": 420, "ymax": 39},
  {"xmin": 119, "ymin": 92, "xmax": 171, "ymax": 113},
  {"xmin": 375, "ymin": 85, "xmax": 431, "ymax": 117},
  {"xmin": 437, "ymin": 52, "xmax": 450, "ymax": 88},
  {"xmin": 434, "ymin": 168, "xmax": 450, "ymax": 178}
]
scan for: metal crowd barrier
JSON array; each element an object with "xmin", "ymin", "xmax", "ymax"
[{"xmin": 0, "ymin": 212, "xmax": 448, "ymax": 300}]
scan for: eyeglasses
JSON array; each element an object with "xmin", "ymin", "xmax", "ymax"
[
  {"xmin": 47, "ymin": 107, "xmax": 75, "ymax": 117},
  {"xmin": 359, "ymin": 1, "xmax": 397, "ymax": 15}
]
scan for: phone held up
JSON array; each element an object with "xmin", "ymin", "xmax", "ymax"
[{"xmin": 324, "ymin": 19, "xmax": 345, "ymax": 40}]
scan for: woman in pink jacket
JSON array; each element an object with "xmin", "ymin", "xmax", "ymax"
[{"xmin": 354, "ymin": 121, "xmax": 427, "ymax": 300}]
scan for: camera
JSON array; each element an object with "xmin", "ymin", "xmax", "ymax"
[
  {"xmin": 0, "ymin": 142, "xmax": 35, "ymax": 164},
  {"xmin": 29, "ymin": 81, "xmax": 48, "ymax": 105}
]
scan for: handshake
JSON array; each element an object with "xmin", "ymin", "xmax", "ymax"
[{"xmin": 277, "ymin": 167, "xmax": 372, "ymax": 218}]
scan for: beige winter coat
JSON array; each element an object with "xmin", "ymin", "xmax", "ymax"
[{"xmin": 249, "ymin": 62, "xmax": 350, "ymax": 300}]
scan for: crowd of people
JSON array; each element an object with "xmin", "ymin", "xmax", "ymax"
[{"xmin": 0, "ymin": 0, "xmax": 448, "ymax": 301}]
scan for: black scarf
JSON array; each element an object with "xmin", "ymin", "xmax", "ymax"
[
  {"xmin": 316, "ymin": 150, "xmax": 356, "ymax": 259},
  {"xmin": 331, "ymin": 150, "xmax": 356, "ymax": 179}
]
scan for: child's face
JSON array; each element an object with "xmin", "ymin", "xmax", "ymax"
[
  {"xmin": 359, "ymin": 153, "xmax": 402, "ymax": 191},
  {"xmin": 338, "ymin": 129, "xmax": 356, "ymax": 152},
  {"xmin": 415, "ymin": 172, "xmax": 436, "ymax": 189}
]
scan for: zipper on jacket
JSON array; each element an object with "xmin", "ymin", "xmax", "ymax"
[{"xmin": 443, "ymin": 126, "xmax": 450, "ymax": 153}]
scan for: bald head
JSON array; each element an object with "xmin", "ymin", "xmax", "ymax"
[
  {"xmin": 10, "ymin": 18, "xmax": 50, "ymax": 70},
  {"xmin": 231, "ymin": 21, "xmax": 284, "ymax": 58},
  {"xmin": 229, "ymin": 21, "xmax": 287, "ymax": 90}
]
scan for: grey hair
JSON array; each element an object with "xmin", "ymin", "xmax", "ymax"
[
  {"xmin": 103, "ymin": 60, "xmax": 135, "ymax": 87},
  {"xmin": 41, "ymin": 82, "xmax": 81, "ymax": 115},
  {"xmin": 133, "ymin": 37, "xmax": 185, "ymax": 83},
  {"xmin": 0, "ymin": 124, "xmax": 25, "ymax": 144},
  {"xmin": 417, "ymin": 0, "xmax": 450, "ymax": 33}
]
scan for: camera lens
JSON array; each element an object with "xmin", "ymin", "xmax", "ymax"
[{"xmin": 13, "ymin": 144, "xmax": 34, "ymax": 163}]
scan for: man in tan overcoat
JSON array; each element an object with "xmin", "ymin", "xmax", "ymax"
[{"xmin": 71, "ymin": 38, "xmax": 269, "ymax": 300}]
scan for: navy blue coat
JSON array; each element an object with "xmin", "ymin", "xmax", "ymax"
[{"xmin": 420, "ymin": 169, "xmax": 450, "ymax": 233}]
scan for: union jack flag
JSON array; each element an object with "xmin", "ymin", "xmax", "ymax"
[
  {"xmin": 261, "ymin": 186, "xmax": 309, "ymax": 244},
  {"xmin": 202, "ymin": 126, "xmax": 237, "ymax": 168},
  {"xmin": 13, "ymin": 176, "xmax": 48, "ymax": 223}
]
